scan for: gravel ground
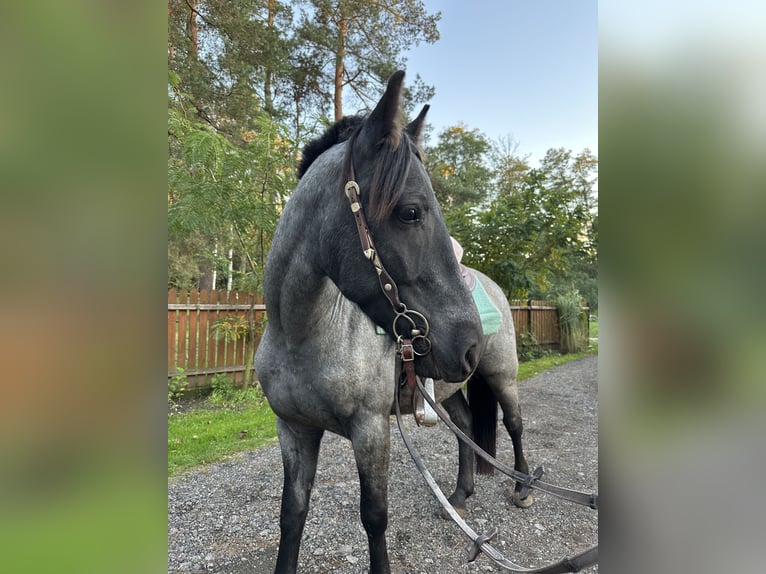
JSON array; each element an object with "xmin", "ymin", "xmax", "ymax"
[{"xmin": 168, "ymin": 355, "xmax": 598, "ymax": 574}]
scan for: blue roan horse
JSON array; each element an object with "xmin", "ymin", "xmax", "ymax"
[{"xmin": 255, "ymin": 71, "xmax": 532, "ymax": 574}]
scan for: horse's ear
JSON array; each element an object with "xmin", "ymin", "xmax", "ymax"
[
  {"xmin": 405, "ymin": 104, "xmax": 430, "ymax": 144},
  {"xmin": 363, "ymin": 70, "xmax": 405, "ymax": 150}
]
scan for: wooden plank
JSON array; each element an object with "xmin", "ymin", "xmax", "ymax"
[
  {"xmin": 167, "ymin": 288, "xmax": 177, "ymax": 371},
  {"xmin": 197, "ymin": 290, "xmax": 210, "ymax": 377},
  {"xmin": 204, "ymin": 289, "xmax": 218, "ymax": 387},
  {"xmin": 234, "ymin": 293, "xmax": 246, "ymax": 372},
  {"xmin": 208, "ymin": 291, "xmax": 222, "ymax": 367},
  {"xmin": 176, "ymin": 289, "xmax": 188, "ymax": 370},
  {"xmin": 219, "ymin": 290, "xmax": 232, "ymax": 371},
  {"xmin": 168, "ymin": 365, "xmax": 257, "ymax": 378},
  {"xmin": 187, "ymin": 290, "xmax": 199, "ymax": 371}
]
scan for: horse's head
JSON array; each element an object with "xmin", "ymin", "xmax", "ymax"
[{"xmin": 317, "ymin": 71, "xmax": 483, "ymax": 382}]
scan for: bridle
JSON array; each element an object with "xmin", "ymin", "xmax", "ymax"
[
  {"xmin": 343, "ymin": 178, "xmax": 432, "ymax": 357},
  {"xmin": 343, "ymin": 153, "xmax": 436, "ymax": 426}
]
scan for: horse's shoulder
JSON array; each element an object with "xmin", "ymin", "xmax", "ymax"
[{"xmin": 297, "ymin": 115, "xmax": 364, "ymax": 179}]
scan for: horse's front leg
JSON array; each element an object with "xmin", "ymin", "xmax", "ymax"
[
  {"xmin": 274, "ymin": 418, "xmax": 324, "ymax": 574},
  {"xmin": 441, "ymin": 391, "xmax": 475, "ymax": 516},
  {"xmin": 350, "ymin": 414, "xmax": 391, "ymax": 574}
]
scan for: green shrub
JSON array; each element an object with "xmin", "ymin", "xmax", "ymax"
[
  {"xmin": 168, "ymin": 370, "xmax": 189, "ymax": 409},
  {"xmin": 555, "ymin": 291, "xmax": 588, "ymax": 353},
  {"xmin": 518, "ymin": 330, "xmax": 551, "ymax": 362},
  {"xmin": 209, "ymin": 373, "xmax": 265, "ymax": 407}
]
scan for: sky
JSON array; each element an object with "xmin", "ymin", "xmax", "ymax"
[{"xmin": 402, "ymin": 0, "xmax": 598, "ymax": 167}]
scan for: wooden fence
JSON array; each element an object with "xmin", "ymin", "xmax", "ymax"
[
  {"xmin": 509, "ymin": 300, "xmax": 561, "ymax": 350},
  {"xmin": 168, "ymin": 291, "xmax": 571, "ymax": 390},
  {"xmin": 168, "ymin": 289, "xmax": 265, "ymax": 389}
]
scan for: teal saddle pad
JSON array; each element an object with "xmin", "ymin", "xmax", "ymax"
[
  {"xmin": 468, "ymin": 269, "xmax": 502, "ymax": 335},
  {"xmin": 375, "ymin": 267, "xmax": 501, "ymax": 336}
]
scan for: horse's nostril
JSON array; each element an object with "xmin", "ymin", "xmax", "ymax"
[{"xmin": 463, "ymin": 343, "xmax": 479, "ymax": 375}]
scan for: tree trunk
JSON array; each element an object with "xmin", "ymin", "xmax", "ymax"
[
  {"xmin": 197, "ymin": 263, "xmax": 214, "ymax": 290},
  {"xmin": 187, "ymin": 1, "xmax": 198, "ymax": 55},
  {"xmin": 334, "ymin": 11, "xmax": 347, "ymax": 121},
  {"xmin": 264, "ymin": 0, "xmax": 276, "ymax": 116},
  {"xmin": 168, "ymin": 0, "xmax": 175, "ymax": 61}
]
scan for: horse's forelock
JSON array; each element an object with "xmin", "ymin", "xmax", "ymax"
[{"xmin": 342, "ymin": 130, "xmax": 418, "ymax": 223}]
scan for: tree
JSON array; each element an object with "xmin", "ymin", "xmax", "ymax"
[
  {"xmin": 168, "ymin": 0, "xmax": 297, "ymax": 134},
  {"xmin": 295, "ymin": 0, "xmax": 440, "ymax": 120},
  {"xmin": 426, "ymin": 124, "xmax": 494, "ymax": 211},
  {"xmin": 464, "ymin": 148, "xmax": 598, "ymax": 305},
  {"xmin": 167, "ymin": 96, "xmax": 295, "ymax": 292},
  {"xmin": 167, "ymin": 96, "xmax": 295, "ymax": 387},
  {"xmin": 491, "ymin": 134, "xmax": 531, "ymax": 198}
]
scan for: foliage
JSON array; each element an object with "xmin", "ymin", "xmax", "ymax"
[
  {"xmin": 555, "ymin": 290, "xmax": 588, "ymax": 354},
  {"xmin": 517, "ymin": 331, "xmax": 551, "ymax": 363},
  {"xmin": 168, "ymin": 370, "xmax": 189, "ymax": 407},
  {"xmin": 426, "ymin": 123, "xmax": 493, "ymax": 209},
  {"xmin": 168, "ymin": 103, "xmax": 294, "ymax": 290},
  {"xmin": 208, "ymin": 374, "xmax": 267, "ymax": 407},
  {"xmin": 211, "ymin": 315, "xmax": 250, "ymax": 343},
  {"xmin": 439, "ymin": 140, "xmax": 598, "ymax": 307},
  {"xmin": 168, "ymin": 0, "xmax": 296, "ymax": 131},
  {"xmin": 295, "ymin": 0, "xmax": 441, "ymax": 119}
]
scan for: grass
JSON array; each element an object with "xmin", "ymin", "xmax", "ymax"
[
  {"xmin": 168, "ymin": 335, "xmax": 598, "ymax": 477},
  {"xmin": 168, "ymin": 387, "xmax": 277, "ymax": 477},
  {"xmin": 517, "ymin": 346, "xmax": 597, "ymax": 381}
]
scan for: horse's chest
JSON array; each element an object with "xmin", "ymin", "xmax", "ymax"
[{"xmin": 259, "ymin": 332, "xmax": 396, "ymax": 425}]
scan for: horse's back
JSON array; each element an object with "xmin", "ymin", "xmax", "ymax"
[{"xmin": 468, "ymin": 268, "xmax": 519, "ymax": 380}]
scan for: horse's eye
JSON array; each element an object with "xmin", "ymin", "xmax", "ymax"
[{"xmin": 396, "ymin": 205, "xmax": 421, "ymax": 224}]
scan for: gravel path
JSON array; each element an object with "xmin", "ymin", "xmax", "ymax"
[{"xmin": 168, "ymin": 356, "xmax": 598, "ymax": 573}]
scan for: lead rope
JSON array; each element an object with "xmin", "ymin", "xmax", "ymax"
[{"xmin": 395, "ymin": 380, "xmax": 599, "ymax": 572}]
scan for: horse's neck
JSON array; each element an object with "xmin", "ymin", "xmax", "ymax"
[
  {"xmin": 263, "ymin": 143, "xmax": 379, "ymax": 347},
  {"xmin": 271, "ymin": 264, "xmax": 376, "ymax": 353},
  {"xmin": 264, "ymin": 174, "xmax": 342, "ymax": 343},
  {"xmin": 265, "ymin": 222, "xmax": 326, "ymax": 342}
]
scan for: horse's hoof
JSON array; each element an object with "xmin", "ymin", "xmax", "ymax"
[
  {"xmin": 440, "ymin": 504, "xmax": 466, "ymax": 520},
  {"xmin": 511, "ymin": 491, "xmax": 534, "ymax": 508}
]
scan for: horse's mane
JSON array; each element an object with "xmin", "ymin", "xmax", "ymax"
[
  {"xmin": 297, "ymin": 114, "xmax": 421, "ymax": 223},
  {"xmin": 297, "ymin": 115, "xmax": 364, "ymax": 180}
]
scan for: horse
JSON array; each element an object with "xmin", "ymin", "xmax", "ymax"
[{"xmin": 255, "ymin": 71, "xmax": 532, "ymax": 574}]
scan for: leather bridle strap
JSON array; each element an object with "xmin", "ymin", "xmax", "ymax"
[
  {"xmin": 395, "ymin": 382, "xmax": 598, "ymax": 572},
  {"xmin": 344, "ymin": 179, "xmax": 405, "ymax": 312}
]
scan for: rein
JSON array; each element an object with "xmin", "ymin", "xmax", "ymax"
[
  {"xmin": 395, "ymin": 383, "xmax": 598, "ymax": 573},
  {"xmin": 343, "ymin": 163, "xmax": 598, "ymax": 571}
]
